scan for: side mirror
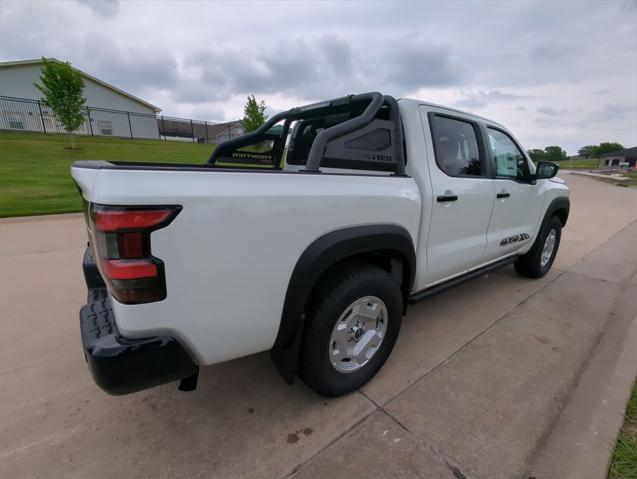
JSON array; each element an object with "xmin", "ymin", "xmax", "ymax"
[{"xmin": 536, "ymin": 161, "xmax": 559, "ymax": 179}]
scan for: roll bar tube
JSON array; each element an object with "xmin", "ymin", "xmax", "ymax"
[
  {"xmin": 383, "ymin": 95, "xmax": 406, "ymax": 176},
  {"xmin": 303, "ymin": 92, "xmax": 383, "ymax": 172},
  {"xmin": 207, "ymin": 92, "xmax": 405, "ymax": 175},
  {"xmin": 206, "ymin": 111, "xmax": 290, "ymax": 164}
]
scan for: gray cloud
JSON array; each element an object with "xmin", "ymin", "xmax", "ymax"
[
  {"xmin": 529, "ymin": 43, "xmax": 576, "ymax": 64},
  {"xmin": 382, "ymin": 40, "xmax": 466, "ymax": 90},
  {"xmin": 77, "ymin": 0, "xmax": 119, "ymax": 18},
  {"xmin": 455, "ymin": 90, "xmax": 534, "ymax": 110},
  {"xmin": 621, "ymin": 0, "xmax": 637, "ymax": 12},
  {"xmin": 81, "ymin": 38, "xmax": 180, "ymax": 93},
  {"xmin": 535, "ymin": 116, "xmax": 563, "ymax": 128},
  {"xmin": 537, "ymin": 106, "xmax": 563, "ymax": 117},
  {"xmin": 590, "ymin": 103, "xmax": 634, "ymax": 122}
]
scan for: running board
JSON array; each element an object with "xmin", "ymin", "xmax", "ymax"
[{"xmin": 409, "ymin": 256, "xmax": 517, "ymax": 304}]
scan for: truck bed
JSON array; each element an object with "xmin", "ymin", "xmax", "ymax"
[{"xmin": 71, "ymin": 159, "xmax": 421, "ymax": 366}]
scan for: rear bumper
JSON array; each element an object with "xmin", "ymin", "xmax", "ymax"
[{"xmin": 80, "ymin": 247, "xmax": 197, "ymax": 395}]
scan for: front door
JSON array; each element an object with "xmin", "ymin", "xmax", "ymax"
[
  {"xmin": 483, "ymin": 127, "xmax": 544, "ymax": 261},
  {"xmin": 421, "ymin": 108, "xmax": 495, "ymax": 285}
]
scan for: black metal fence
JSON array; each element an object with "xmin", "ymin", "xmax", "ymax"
[
  {"xmin": 0, "ymin": 95, "xmax": 244, "ymax": 144},
  {"xmin": 157, "ymin": 115, "xmax": 244, "ymax": 144}
]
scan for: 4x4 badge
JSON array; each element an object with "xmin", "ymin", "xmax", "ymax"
[{"xmin": 500, "ymin": 233, "xmax": 530, "ymax": 246}]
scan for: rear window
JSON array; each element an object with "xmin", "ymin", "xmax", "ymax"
[{"xmin": 431, "ymin": 115, "xmax": 483, "ymax": 177}]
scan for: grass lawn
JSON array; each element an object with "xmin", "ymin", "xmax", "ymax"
[
  {"xmin": 0, "ymin": 132, "xmax": 215, "ymax": 217},
  {"xmin": 556, "ymin": 158, "xmax": 600, "ymax": 169},
  {"xmin": 620, "ymin": 171, "xmax": 637, "ymax": 188},
  {"xmin": 609, "ymin": 383, "xmax": 637, "ymax": 479}
]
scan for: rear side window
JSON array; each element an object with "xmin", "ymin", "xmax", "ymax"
[
  {"xmin": 487, "ymin": 128, "xmax": 530, "ymax": 180},
  {"xmin": 430, "ymin": 115, "xmax": 483, "ymax": 177}
]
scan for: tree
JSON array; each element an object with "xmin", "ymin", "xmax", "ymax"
[
  {"xmin": 596, "ymin": 142, "xmax": 624, "ymax": 156},
  {"xmin": 241, "ymin": 95, "xmax": 267, "ymax": 133},
  {"xmin": 527, "ymin": 149, "xmax": 546, "ymax": 162},
  {"xmin": 544, "ymin": 146, "xmax": 568, "ymax": 162},
  {"xmin": 578, "ymin": 145, "xmax": 598, "ymax": 159},
  {"xmin": 34, "ymin": 58, "xmax": 86, "ymax": 149}
]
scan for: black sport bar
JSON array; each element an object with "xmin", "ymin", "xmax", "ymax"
[{"xmin": 207, "ymin": 91, "xmax": 405, "ymax": 175}]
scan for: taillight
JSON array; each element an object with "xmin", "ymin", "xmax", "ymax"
[{"xmin": 89, "ymin": 204, "xmax": 181, "ymax": 304}]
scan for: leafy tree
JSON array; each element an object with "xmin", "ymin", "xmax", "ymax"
[
  {"xmin": 241, "ymin": 95, "xmax": 268, "ymax": 133},
  {"xmin": 527, "ymin": 149, "xmax": 546, "ymax": 162},
  {"xmin": 578, "ymin": 145, "xmax": 598, "ymax": 158},
  {"xmin": 544, "ymin": 146, "xmax": 568, "ymax": 162},
  {"xmin": 596, "ymin": 142, "xmax": 624, "ymax": 156},
  {"xmin": 34, "ymin": 58, "xmax": 86, "ymax": 149}
]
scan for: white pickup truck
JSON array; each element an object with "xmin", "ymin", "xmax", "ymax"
[{"xmin": 72, "ymin": 92, "xmax": 570, "ymax": 397}]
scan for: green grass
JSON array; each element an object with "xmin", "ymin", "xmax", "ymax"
[
  {"xmin": 609, "ymin": 383, "xmax": 637, "ymax": 479},
  {"xmin": 615, "ymin": 171, "xmax": 637, "ymax": 189},
  {"xmin": 0, "ymin": 132, "xmax": 215, "ymax": 217},
  {"xmin": 556, "ymin": 158, "xmax": 600, "ymax": 169}
]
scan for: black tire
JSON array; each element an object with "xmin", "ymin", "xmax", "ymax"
[
  {"xmin": 514, "ymin": 216, "xmax": 562, "ymax": 278},
  {"xmin": 299, "ymin": 263, "xmax": 403, "ymax": 397}
]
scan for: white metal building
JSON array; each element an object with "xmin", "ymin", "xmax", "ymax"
[{"xmin": 0, "ymin": 58, "xmax": 161, "ymax": 139}]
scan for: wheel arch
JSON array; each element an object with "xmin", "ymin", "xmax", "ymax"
[
  {"xmin": 529, "ymin": 196, "xmax": 570, "ymax": 252},
  {"xmin": 270, "ymin": 224, "xmax": 416, "ymax": 384},
  {"xmin": 547, "ymin": 196, "xmax": 570, "ymax": 227}
]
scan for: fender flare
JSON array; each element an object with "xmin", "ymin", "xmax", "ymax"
[
  {"xmin": 528, "ymin": 197, "xmax": 570, "ymax": 253},
  {"xmin": 546, "ymin": 196, "xmax": 570, "ymax": 227},
  {"xmin": 270, "ymin": 224, "xmax": 416, "ymax": 384}
]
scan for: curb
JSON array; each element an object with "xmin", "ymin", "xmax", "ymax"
[{"xmin": 529, "ymin": 277, "xmax": 637, "ymax": 478}]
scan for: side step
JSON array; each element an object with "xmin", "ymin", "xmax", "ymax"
[{"xmin": 410, "ymin": 256, "xmax": 517, "ymax": 304}]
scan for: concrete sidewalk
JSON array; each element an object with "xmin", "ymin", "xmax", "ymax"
[{"xmin": 1, "ymin": 172, "xmax": 636, "ymax": 479}]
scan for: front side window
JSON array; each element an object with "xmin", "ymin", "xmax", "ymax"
[
  {"xmin": 488, "ymin": 128, "xmax": 530, "ymax": 180},
  {"xmin": 432, "ymin": 116, "xmax": 482, "ymax": 177}
]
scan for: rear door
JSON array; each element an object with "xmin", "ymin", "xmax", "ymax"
[
  {"xmin": 482, "ymin": 126, "xmax": 544, "ymax": 260},
  {"xmin": 420, "ymin": 108, "xmax": 495, "ymax": 285}
]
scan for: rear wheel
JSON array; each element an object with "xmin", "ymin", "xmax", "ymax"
[
  {"xmin": 299, "ymin": 263, "xmax": 402, "ymax": 397},
  {"xmin": 515, "ymin": 216, "xmax": 562, "ymax": 278}
]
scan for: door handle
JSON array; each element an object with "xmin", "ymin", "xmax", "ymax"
[
  {"xmin": 437, "ymin": 195, "xmax": 458, "ymax": 202},
  {"xmin": 497, "ymin": 192, "xmax": 511, "ymax": 199}
]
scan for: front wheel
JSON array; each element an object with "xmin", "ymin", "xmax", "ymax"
[
  {"xmin": 515, "ymin": 215, "xmax": 562, "ymax": 278},
  {"xmin": 299, "ymin": 263, "xmax": 402, "ymax": 397}
]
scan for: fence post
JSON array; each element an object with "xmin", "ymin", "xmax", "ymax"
[
  {"xmin": 190, "ymin": 119, "xmax": 195, "ymax": 143},
  {"xmin": 127, "ymin": 111, "xmax": 133, "ymax": 138},
  {"xmin": 87, "ymin": 107, "xmax": 94, "ymax": 136},
  {"xmin": 204, "ymin": 121, "xmax": 209, "ymax": 143},
  {"xmin": 37, "ymin": 100, "xmax": 47, "ymax": 134},
  {"xmin": 161, "ymin": 115, "xmax": 167, "ymax": 140}
]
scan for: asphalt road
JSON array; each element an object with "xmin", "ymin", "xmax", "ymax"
[{"xmin": 1, "ymin": 171, "xmax": 636, "ymax": 479}]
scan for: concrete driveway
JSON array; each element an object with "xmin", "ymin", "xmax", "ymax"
[{"xmin": 1, "ymin": 172, "xmax": 636, "ymax": 479}]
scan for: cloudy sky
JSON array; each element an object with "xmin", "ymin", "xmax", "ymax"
[{"xmin": 1, "ymin": 0, "xmax": 636, "ymax": 153}]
